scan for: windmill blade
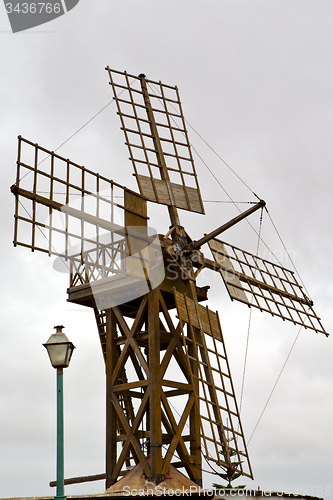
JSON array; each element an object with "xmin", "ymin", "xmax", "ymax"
[
  {"xmin": 173, "ymin": 284, "xmax": 253, "ymax": 480},
  {"xmin": 106, "ymin": 68, "xmax": 205, "ymax": 216},
  {"xmin": 11, "ymin": 136, "xmax": 164, "ymax": 307},
  {"xmin": 208, "ymin": 238, "xmax": 328, "ymax": 336}
]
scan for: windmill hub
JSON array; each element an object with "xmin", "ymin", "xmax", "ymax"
[{"xmin": 162, "ymin": 225, "xmax": 204, "ymax": 282}]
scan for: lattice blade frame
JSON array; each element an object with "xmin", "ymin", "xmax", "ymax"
[
  {"xmin": 208, "ymin": 238, "xmax": 328, "ymax": 336},
  {"xmin": 106, "ymin": 68, "xmax": 205, "ymax": 214},
  {"xmin": 173, "ymin": 288, "xmax": 253, "ymax": 480},
  {"xmin": 12, "ymin": 136, "xmax": 163, "ymax": 295}
]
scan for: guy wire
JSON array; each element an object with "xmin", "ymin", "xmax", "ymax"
[
  {"xmin": 239, "ymin": 206, "xmax": 264, "ymax": 416},
  {"xmin": 246, "ymin": 324, "xmax": 302, "ymax": 446}
]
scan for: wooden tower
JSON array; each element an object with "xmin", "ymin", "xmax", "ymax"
[{"xmin": 11, "ymin": 69, "xmax": 328, "ymax": 491}]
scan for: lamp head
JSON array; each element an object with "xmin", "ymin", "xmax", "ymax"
[{"xmin": 43, "ymin": 325, "xmax": 75, "ymax": 369}]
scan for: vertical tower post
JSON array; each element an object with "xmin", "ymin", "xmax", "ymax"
[
  {"xmin": 105, "ymin": 309, "xmax": 118, "ymax": 490},
  {"xmin": 148, "ymin": 288, "xmax": 162, "ymax": 481}
]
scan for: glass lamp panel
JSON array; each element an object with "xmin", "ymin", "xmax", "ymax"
[
  {"xmin": 46, "ymin": 342, "xmax": 69, "ymax": 368},
  {"xmin": 65, "ymin": 343, "xmax": 74, "ymax": 366}
]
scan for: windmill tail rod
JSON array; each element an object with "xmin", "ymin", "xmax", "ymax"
[{"xmin": 192, "ymin": 199, "xmax": 266, "ymax": 250}]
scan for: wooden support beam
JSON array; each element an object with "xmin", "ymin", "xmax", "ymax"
[
  {"xmin": 50, "ymin": 473, "xmax": 106, "ymax": 487},
  {"xmin": 191, "ymin": 200, "xmax": 265, "ymax": 250},
  {"xmin": 105, "ymin": 309, "xmax": 118, "ymax": 489},
  {"xmin": 162, "ymin": 393, "xmax": 196, "ymax": 474},
  {"xmin": 148, "ymin": 288, "xmax": 163, "ymax": 482}
]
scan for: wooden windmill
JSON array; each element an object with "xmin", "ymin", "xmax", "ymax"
[{"xmin": 11, "ymin": 69, "xmax": 328, "ymax": 492}]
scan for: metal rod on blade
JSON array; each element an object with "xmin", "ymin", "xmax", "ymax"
[{"xmin": 191, "ymin": 200, "xmax": 266, "ymax": 250}]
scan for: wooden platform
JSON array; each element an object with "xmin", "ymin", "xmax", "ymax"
[{"xmin": 67, "ymin": 277, "xmax": 209, "ymax": 317}]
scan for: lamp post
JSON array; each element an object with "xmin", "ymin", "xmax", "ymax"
[{"xmin": 43, "ymin": 325, "xmax": 75, "ymax": 500}]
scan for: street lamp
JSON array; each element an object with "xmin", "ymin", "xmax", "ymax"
[{"xmin": 43, "ymin": 325, "xmax": 75, "ymax": 500}]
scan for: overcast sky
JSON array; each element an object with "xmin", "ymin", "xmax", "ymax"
[{"xmin": 1, "ymin": 1, "xmax": 333, "ymax": 498}]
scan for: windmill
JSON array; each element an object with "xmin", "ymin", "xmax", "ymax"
[{"xmin": 11, "ymin": 69, "xmax": 328, "ymax": 492}]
